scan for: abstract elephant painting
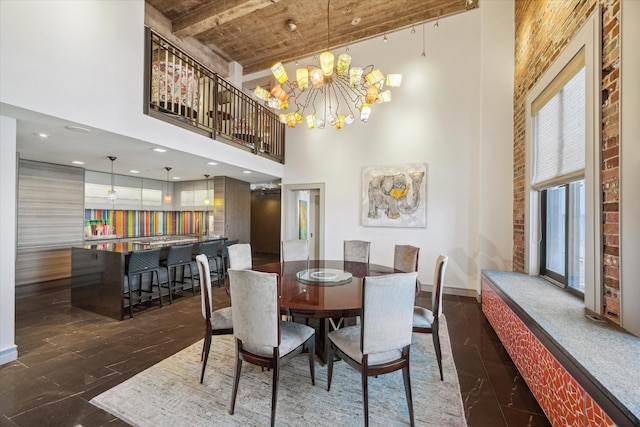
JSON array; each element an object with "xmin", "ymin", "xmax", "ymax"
[{"xmin": 362, "ymin": 163, "xmax": 427, "ymax": 227}]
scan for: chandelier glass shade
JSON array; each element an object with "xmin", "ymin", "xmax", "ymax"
[{"xmin": 253, "ymin": 0, "xmax": 402, "ymax": 130}]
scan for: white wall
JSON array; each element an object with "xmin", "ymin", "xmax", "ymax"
[
  {"xmin": 279, "ymin": 5, "xmax": 514, "ymax": 293},
  {"xmin": 479, "ymin": 2, "xmax": 515, "ymax": 274},
  {"xmin": 0, "ymin": 116, "xmax": 17, "ymax": 364},
  {"xmin": 0, "ymin": 0, "xmax": 283, "ymax": 179}
]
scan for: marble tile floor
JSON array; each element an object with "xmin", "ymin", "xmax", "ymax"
[{"xmin": 0, "ymin": 254, "xmax": 550, "ymax": 427}]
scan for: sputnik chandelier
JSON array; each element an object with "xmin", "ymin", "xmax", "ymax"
[{"xmin": 253, "ymin": 0, "xmax": 402, "ymax": 130}]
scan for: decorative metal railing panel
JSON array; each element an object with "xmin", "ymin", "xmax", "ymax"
[{"xmin": 144, "ymin": 28, "xmax": 285, "ymax": 163}]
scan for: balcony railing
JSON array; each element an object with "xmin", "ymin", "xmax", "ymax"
[{"xmin": 143, "ymin": 28, "xmax": 285, "ymax": 163}]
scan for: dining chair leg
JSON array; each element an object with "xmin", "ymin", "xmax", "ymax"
[
  {"xmin": 361, "ymin": 360, "xmax": 370, "ymax": 427},
  {"xmin": 402, "ymin": 349, "xmax": 415, "ymax": 427},
  {"xmin": 200, "ymin": 334, "xmax": 207, "ymax": 362},
  {"xmin": 270, "ymin": 359, "xmax": 280, "ymax": 427},
  {"xmin": 433, "ymin": 322, "xmax": 444, "ymax": 381},
  {"xmin": 200, "ymin": 333, "xmax": 212, "ymax": 384},
  {"xmin": 326, "ymin": 343, "xmax": 334, "ymax": 391},
  {"xmin": 229, "ymin": 349, "xmax": 242, "ymax": 415},
  {"xmin": 307, "ymin": 337, "xmax": 315, "ymax": 386}
]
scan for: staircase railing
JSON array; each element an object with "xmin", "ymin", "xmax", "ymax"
[{"xmin": 143, "ymin": 28, "xmax": 285, "ymax": 163}]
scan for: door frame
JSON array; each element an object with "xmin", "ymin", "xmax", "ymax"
[{"xmin": 282, "ymin": 183, "xmax": 325, "ymax": 260}]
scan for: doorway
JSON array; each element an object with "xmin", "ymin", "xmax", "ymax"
[{"xmin": 282, "ymin": 183, "xmax": 325, "ymax": 260}]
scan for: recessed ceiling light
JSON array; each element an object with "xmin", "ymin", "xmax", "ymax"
[
  {"xmin": 33, "ymin": 132, "xmax": 49, "ymax": 138},
  {"xmin": 130, "ymin": 170, "xmax": 140, "ymax": 174},
  {"xmin": 172, "ymin": 177, "xmax": 180, "ymax": 180},
  {"xmin": 64, "ymin": 125, "xmax": 91, "ymax": 133},
  {"xmin": 207, "ymin": 162, "xmax": 218, "ymax": 166},
  {"xmin": 71, "ymin": 160, "xmax": 85, "ymax": 165},
  {"xmin": 152, "ymin": 148, "xmax": 168, "ymax": 153},
  {"xmin": 242, "ymin": 171, "xmax": 252, "ymax": 174}
]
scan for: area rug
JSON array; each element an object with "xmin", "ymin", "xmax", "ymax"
[{"xmin": 91, "ymin": 316, "xmax": 466, "ymax": 426}]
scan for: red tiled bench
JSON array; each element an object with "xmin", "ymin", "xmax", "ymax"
[{"xmin": 481, "ymin": 271, "xmax": 638, "ymax": 427}]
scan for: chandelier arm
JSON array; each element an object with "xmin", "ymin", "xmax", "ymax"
[
  {"xmin": 293, "ymin": 87, "xmax": 317, "ymax": 113},
  {"xmin": 332, "ymin": 78, "xmax": 359, "ymax": 117},
  {"xmin": 334, "ymin": 76, "xmax": 364, "ymax": 104}
]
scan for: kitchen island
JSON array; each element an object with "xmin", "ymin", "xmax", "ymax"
[{"xmin": 71, "ymin": 235, "xmax": 223, "ymax": 320}]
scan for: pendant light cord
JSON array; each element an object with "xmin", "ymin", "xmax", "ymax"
[{"xmin": 326, "ymin": 0, "xmax": 331, "ymax": 51}]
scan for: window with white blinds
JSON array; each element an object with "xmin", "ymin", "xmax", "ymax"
[{"xmin": 532, "ymin": 50, "xmax": 586, "ymax": 190}]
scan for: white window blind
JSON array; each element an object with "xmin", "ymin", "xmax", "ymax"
[{"xmin": 532, "ymin": 50, "xmax": 586, "ymax": 190}]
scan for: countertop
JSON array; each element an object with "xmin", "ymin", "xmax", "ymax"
[{"xmin": 77, "ymin": 235, "xmax": 224, "ymax": 253}]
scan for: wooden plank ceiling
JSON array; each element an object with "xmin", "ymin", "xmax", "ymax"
[{"xmin": 146, "ymin": 0, "xmax": 479, "ymax": 74}]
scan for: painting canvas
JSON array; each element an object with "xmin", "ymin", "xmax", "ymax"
[
  {"xmin": 298, "ymin": 200, "xmax": 308, "ymax": 239},
  {"xmin": 362, "ymin": 163, "xmax": 427, "ymax": 228}
]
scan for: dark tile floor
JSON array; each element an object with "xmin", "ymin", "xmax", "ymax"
[{"xmin": 0, "ymin": 253, "xmax": 550, "ymax": 426}]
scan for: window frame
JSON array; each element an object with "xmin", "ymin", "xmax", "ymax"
[
  {"xmin": 524, "ymin": 10, "xmax": 602, "ymax": 313},
  {"xmin": 540, "ymin": 180, "xmax": 586, "ymax": 297}
]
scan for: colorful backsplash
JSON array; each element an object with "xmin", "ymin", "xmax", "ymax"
[{"xmin": 85, "ymin": 209, "xmax": 207, "ymax": 238}]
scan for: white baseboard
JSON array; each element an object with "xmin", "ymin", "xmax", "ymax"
[
  {"xmin": 419, "ymin": 284, "xmax": 480, "ymax": 301},
  {"xmin": 0, "ymin": 345, "xmax": 17, "ymax": 365}
]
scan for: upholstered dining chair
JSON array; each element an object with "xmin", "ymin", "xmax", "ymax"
[
  {"xmin": 327, "ymin": 272, "xmax": 418, "ymax": 427},
  {"xmin": 344, "ymin": 240, "xmax": 371, "ymax": 263},
  {"xmin": 220, "ymin": 239, "xmax": 239, "ymax": 279},
  {"xmin": 281, "ymin": 239, "xmax": 309, "ymax": 261},
  {"xmin": 228, "ymin": 268, "xmax": 315, "ymax": 427},
  {"xmin": 394, "ymin": 244, "xmax": 421, "ymax": 296},
  {"xmin": 225, "ymin": 243, "xmax": 252, "ymax": 298},
  {"xmin": 195, "ymin": 254, "xmax": 233, "ymax": 384},
  {"xmin": 413, "ymin": 255, "xmax": 448, "ymax": 380},
  {"xmin": 227, "ymin": 243, "xmax": 252, "ymax": 270}
]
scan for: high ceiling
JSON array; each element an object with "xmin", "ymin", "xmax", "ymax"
[
  {"xmin": 9, "ymin": 0, "xmax": 478, "ymax": 185},
  {"xmin": 147, "ymin": 0, "xmax": 478, "ymax": 74}
]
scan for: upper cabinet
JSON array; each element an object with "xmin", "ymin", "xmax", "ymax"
[
  {"xmin": 85, "ymin": 171, "xmax": 171, "ymax": 211},
  {"xmin": 172, "ymin": 180, "xmax": 213, "ymax": 211},
  {"xmin": 84, "ymin": 171, "xmax": 213, "ymax": 211}
]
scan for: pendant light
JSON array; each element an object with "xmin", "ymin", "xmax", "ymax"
[
  {"xmin": 203, "ymin": 174, "xmax": 211, "ymax": 205},
  {"xmin": 164, "ymin": 167, "xmax": 172, "ymax": 203},
  {"xmin": 106, "ymin": 156, "xmax": 117, "ymax": 201}
]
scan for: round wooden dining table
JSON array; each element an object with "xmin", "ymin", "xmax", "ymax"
[{"xmin": 252, "ymin": 259, "xmax": 400, "ymax": 363}]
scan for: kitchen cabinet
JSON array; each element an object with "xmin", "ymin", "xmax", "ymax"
[{"xmin": 16, "ymin": 160, "xmax": 84, "ymax": 285}]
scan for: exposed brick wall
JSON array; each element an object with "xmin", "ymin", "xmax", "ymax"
[{"xmin": 513, "ymin": 0, "xmax": 621, "ymax": 323}]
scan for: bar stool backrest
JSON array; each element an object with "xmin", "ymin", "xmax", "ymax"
[
  {"xmin": 222, "ymin": 239, "xmax": 239, "ymax": 256},
  {"xmin": 166, "ymin": 244, "xmax": 194, "ymax": 266},
  {"xmin": 199, "ymin": 240, "xmax": 222, "ymax": 259},
  {"xmin": 128, "ymin": 248, "xmax": 161, "ymax": 274}
]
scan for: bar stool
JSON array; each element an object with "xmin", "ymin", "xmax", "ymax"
[
  {"xmin": 124, "ymin": 248, "xmax": 163, "ymax": 318},
  {"xmin": 220, "ymin": 239, "xmax": 238, "ymax": 279},
  {"xmin": 197, "ymin": 240, "xmax": 224, "ymax": 287},
  {"xmin": 162, "ymin": 243, "xmax": 196, "ymax": 304}
]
